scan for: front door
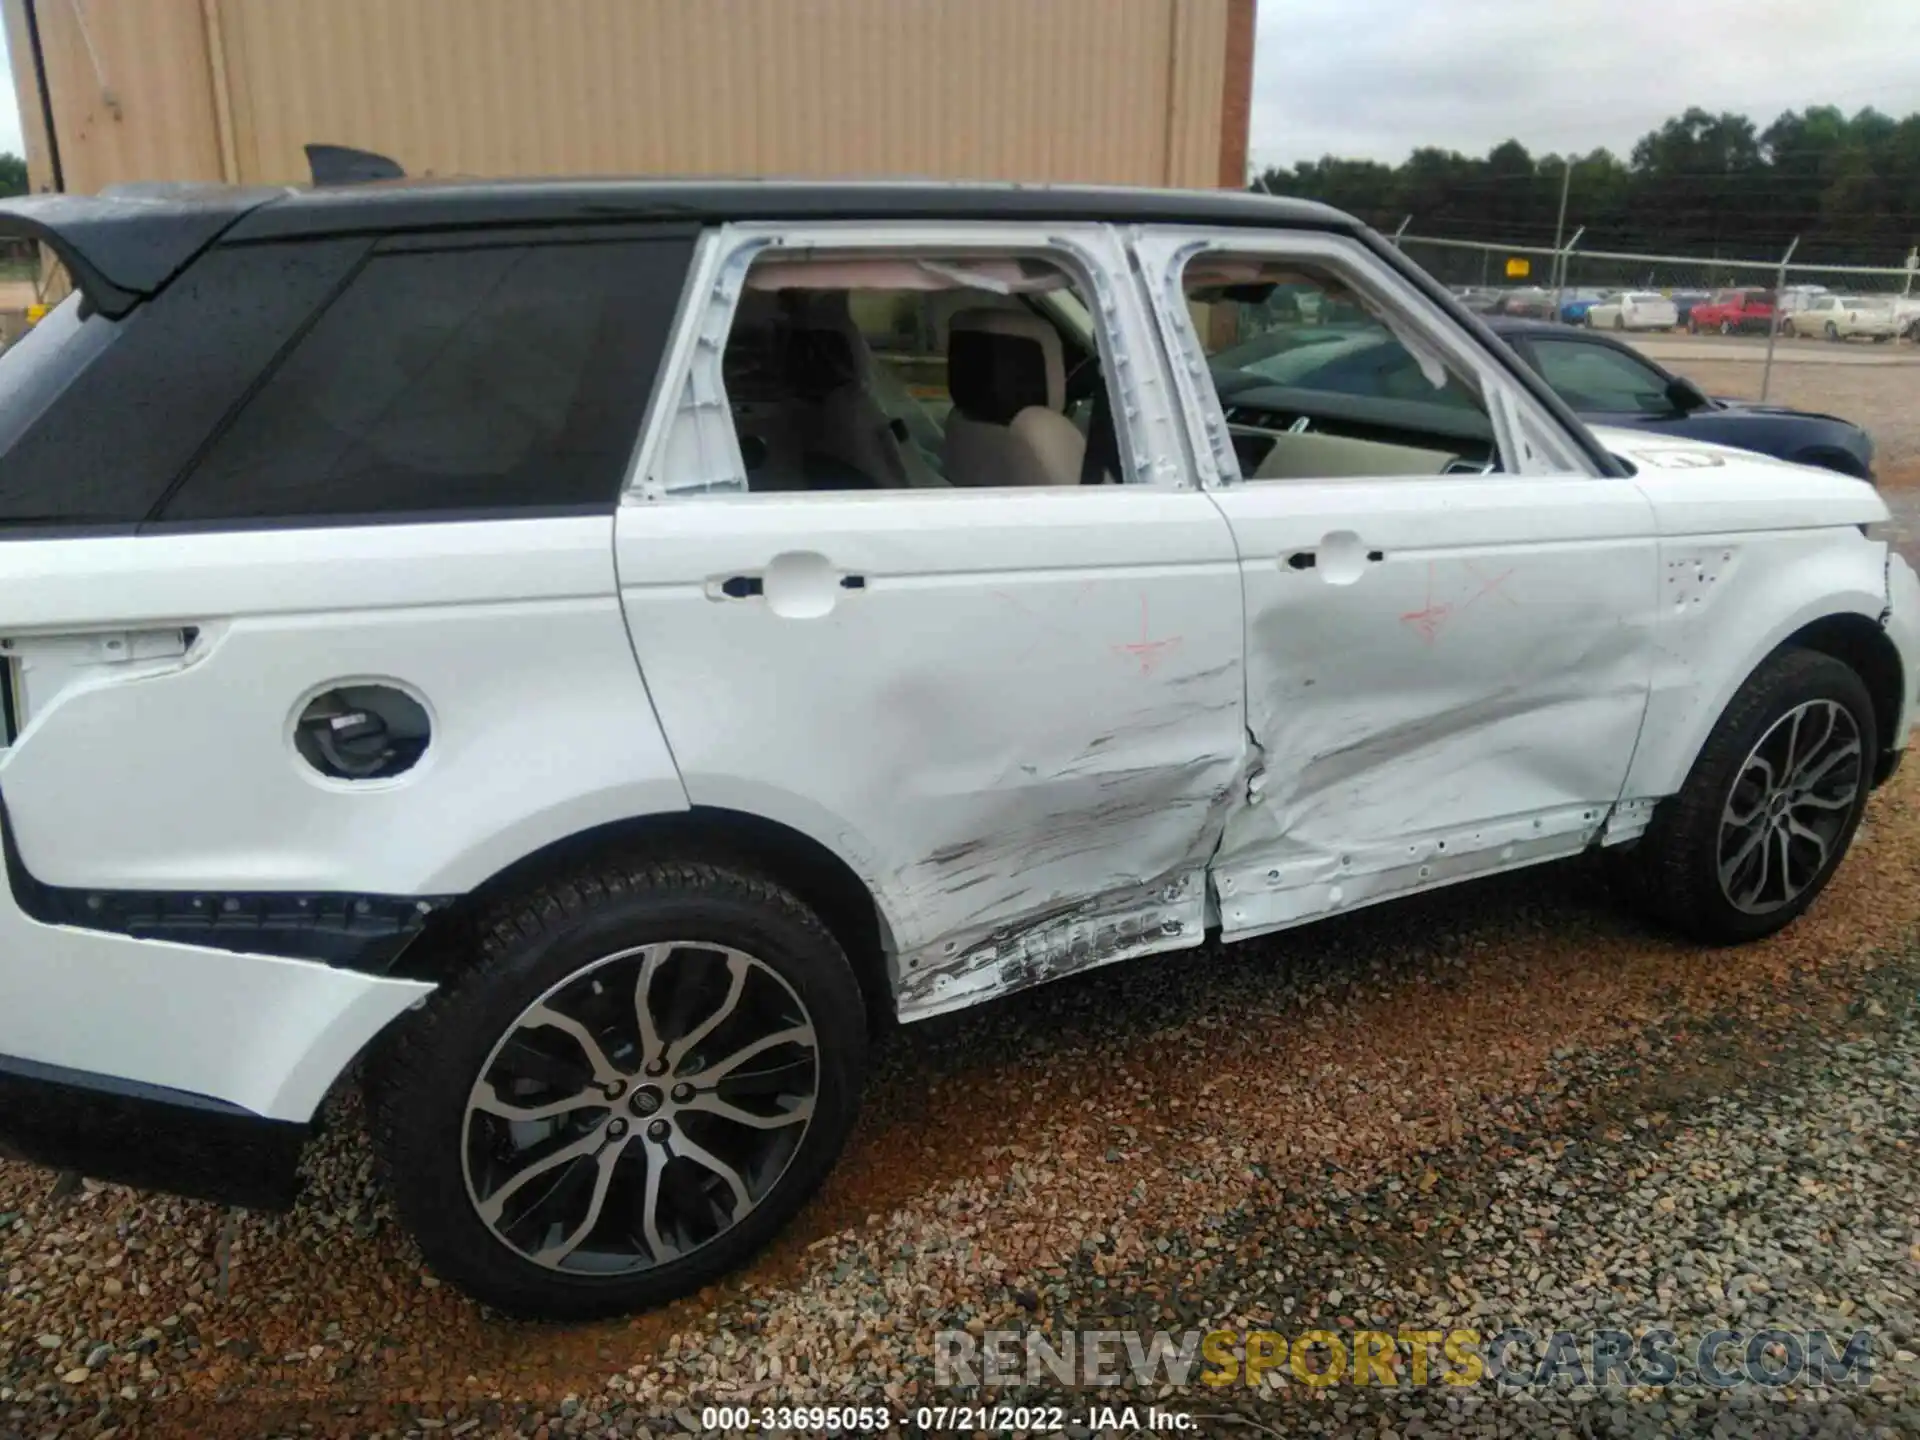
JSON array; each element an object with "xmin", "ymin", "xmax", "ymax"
[
  {"xmin": 1134, "ymin": 227, "xmax": 1661, "ymax": 942},
  {"xmin": 614, "ymin": 223, "xmax": 1247, "ymax": 1019},
  {"xmin": 1514, "ymin": 331, "xmax": 1695, "ymax": 435}
]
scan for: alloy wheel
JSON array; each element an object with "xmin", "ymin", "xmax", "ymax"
[
  {"xmin": 461, "ymin": 942, "xmax": 819, "ymax": 1274},
  {"xmin": 1716, "ymin": 700, "xmax": 1863, "ymax": 915}
]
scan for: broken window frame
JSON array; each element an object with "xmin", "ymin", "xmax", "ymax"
[
  {"xmin": 1126, "ymin": 227, "xmax": 1597, "ymax": 489},
  {"xmin": 620, "ymin": 222, "xmax": 1194, "ymax": 504}
]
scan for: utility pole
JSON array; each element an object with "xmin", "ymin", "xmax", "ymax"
[
  {"xmin": 1553, "ymin": 225, "xmax": 1584, "ymax": 321},
  {"xmin": 1760, "ymin": 236, "xmax": 1798, "ymax": 403},
  {"xmin": 1549, "ymin": 157, "xmax": 1573, "ymax": 275}
]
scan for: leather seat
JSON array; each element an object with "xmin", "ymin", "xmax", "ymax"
[
  {"xmin": 783, "ymin": 294, "xmax": 944, "ymax": 489},
  {"xmin": 940, "ymin": 309, "xmax": 1087, "ymax": 487}
]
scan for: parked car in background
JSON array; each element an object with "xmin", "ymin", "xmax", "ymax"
[
  {"xmin": 1777, "ymin": 285, "xmax": 1830, "ymax": 317},
  {"xmin": 1485, "ymin": 317, "xmax": 1876, "ymax": 479},
  {"xmin": 1559, "ymin": 290, "xmax": 1610, "ymax": 325},
  {"xmin": 1450, "ymin": 285, "xmax": 1505, "ymax": 313},
  {"xmin": 1688, "ymin": 288, "xmax": 1775, "ymax": 334},
  {"xmin": 1784, "ymin": 294, "xmax": 1901, "ymax": 342},
  {"xmin": 1494, "ymin": 286, "xmax": 1557, "ymax": 319},
  {"xmin": 1670, "ymin": 289, "xmax": 1710, "ymax": 326},
  {"xmin": 1584, "ymin": 290, "xmax": 1679, "ymax": 331}
]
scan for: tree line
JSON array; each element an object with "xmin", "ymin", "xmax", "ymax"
[
  {"xmin": 1253, "ymin": 106, "xmax": 1920, "ymax": 268},
  {"xmin": 0, "ymin": 152, "xmax": 25, "ymax": 197}
]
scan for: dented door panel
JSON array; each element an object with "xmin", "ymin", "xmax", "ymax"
[
  {"xmin": 616, "ymin": 489, "xmax": 1247, "ymax": 1021},
  {"xmin": 1125, "ymin": 226, "xmax": 1660, "ymax": 943},
  {"xmin": 1202, "ymin": 478, "xmax": 1660, "ymax": 939}
]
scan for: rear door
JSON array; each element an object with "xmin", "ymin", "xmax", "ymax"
[
  {"xmin": 612, "ymin": 223, "xmax": 1247, "ymax": 1019},
  {"xmin": 1133, "ymin": 226, "xmax": 1660, "ymax": 943}
]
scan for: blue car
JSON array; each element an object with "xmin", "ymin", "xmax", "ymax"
[{"xmin": 1560, "ymin": 294, "xmax": 1605, "ymax": 325}]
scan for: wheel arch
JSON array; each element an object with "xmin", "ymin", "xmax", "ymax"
[
  {"xmin": 1787, "ymin": 612, "xmax": 1905, "ymax": 784},
  {"xmin": 391, "ymin": 807, "xmax": 901, "ymax": 1033},
  {"xmin": 1623, "ymin": 555, "xmax": 1893, "ymax": 806}
]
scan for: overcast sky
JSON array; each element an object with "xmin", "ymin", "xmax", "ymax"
[
  {"xmin": 3, "ymin": 2, "xmax": 1920, "ymax": 176},
  {"xmin": 1250, "ymin": 0, "xmax": 1920, "ymax": 172}
]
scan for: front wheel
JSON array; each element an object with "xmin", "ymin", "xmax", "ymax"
[
  {"xmin": 370, "ymin": 858, "xmax": 868, "ymax": 1319},
  {"xmin": 1620, "ymin": 650, "xmax": 1875, "ymax": 944},
  {"xmin": 1719, "ymin": 320, "xmax": 1735, "ymax": 335},
  {"xmin": 1687, "ymin": 318, "xmax": 1699, "ymax": 335},
  {"xmin": 1613, "ymin": 314, "xmax": 1625, "ymax": 331},
  {"xmin": 1825, "ymin": 322, "xmax": 1840, "ymax": 342}
]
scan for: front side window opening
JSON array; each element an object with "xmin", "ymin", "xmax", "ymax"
[{"xmin": 1181, "ymin": 256, "xmax": 1505, "ymax": 483}]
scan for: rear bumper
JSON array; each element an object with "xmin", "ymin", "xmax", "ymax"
[
  {"xmin": 0, "ymin": 1054, "xmax": 308, "ymax": 1210},
  {"xmin": 0, "ymin": 791, "xmax": 434, "ymax": 1123}
]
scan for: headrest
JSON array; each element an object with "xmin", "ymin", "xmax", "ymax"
[
  {"xmin": 780, "ymin": 292, "xmax": 863, "ymax": 397},
  {"xmin": 946, "ymin": 308, "xmax": 1065, "ymax": 425}
]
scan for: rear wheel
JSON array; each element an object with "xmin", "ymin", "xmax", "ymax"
[
  {"xmin": 1612, "ymin": 314, "xmax": 1625, "ymax": 331},
  {"xmin": 370, "ymin": 858, "xmax": 868, "ymax": 1319},
  {"xmin": 1825, "ymin": 321, "xmax": 1840, "ymax": 342},
  {"xmin": 1620, "ymin": 650, "xmax": 1875, "ymax": 944},
  {"xmin": 1719, "ymin": 319, "xmax": 1734, "ymax": 335},
  {"xmin": 1687, "ymin": 317, "xmax": 1699, "ymax": 335}
]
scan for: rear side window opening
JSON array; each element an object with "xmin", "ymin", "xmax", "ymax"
[{"xmin": 656, "ymin": 247, "xmax": 1130, "ymax": 499}]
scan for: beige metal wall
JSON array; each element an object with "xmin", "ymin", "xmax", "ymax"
[{"xmin": 5, "ymin": 0, "xmax": 1247, "ymax": 196}]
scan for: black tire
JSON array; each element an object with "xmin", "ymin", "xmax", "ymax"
[
  {"xmin": 1622, "ymin": 649, "xmax": 1876, "ymax": 944},
  {"xmin": 369, "ymin": 858, "xmax": 868, "ymax": 1320},
  {"xmin": 1687, "ymin": 317, "xmax": 1699, "ymax": 335},
  {"xmin": 1719, "ymin": 319, "xmax": 1734, "ymax": 335},
  {"xmin": 1825, "ymin": 321, "xmax": 1840, "ymax": 343}
]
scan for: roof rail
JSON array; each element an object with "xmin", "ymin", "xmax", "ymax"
[{"xmin": 304, "ymin": 144, "xmax": 405, "ymax": 187}]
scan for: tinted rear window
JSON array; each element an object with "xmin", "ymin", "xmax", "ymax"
[
  {"xmin": 159, "ymin": 235, "xmax": 694, "ymax": 524},
  {"xmin": 0, "ymin": 240, "xmax": 368, "ymax": 528}
]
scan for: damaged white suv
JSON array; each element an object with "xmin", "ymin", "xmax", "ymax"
[{"xmin": 1, "ymin": 172, "xmax": 1915, "ymax": 1320}]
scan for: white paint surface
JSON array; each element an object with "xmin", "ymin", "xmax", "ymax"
[
  {"xmin": 0, "ymin": 517, "xmax": 689, "ymax": 893},
  {"xmin": 0, "ymin": 905, "xmax": 430, "ymax": 1120},
  {"xmin": 1201, "ymin": 473, "xmax": 1659, "ymax": 940},
  {"xmin": 614, "ymin": 486, "xmax": 1248, "ymax": 1020}
]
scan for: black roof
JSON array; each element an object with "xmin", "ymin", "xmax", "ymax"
[{"xmin": 0, "ymin": 176, "xmax": 1358, "ymax": 317}]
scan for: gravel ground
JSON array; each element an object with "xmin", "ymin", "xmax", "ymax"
[{"xmin": 4, "ymin": 760, "xmax": 1920, "ymax": 1438}]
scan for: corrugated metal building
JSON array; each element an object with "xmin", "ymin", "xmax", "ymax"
[{"xmin": 4, "ymin": 0, "xmax": 1256, "ymax": 197}]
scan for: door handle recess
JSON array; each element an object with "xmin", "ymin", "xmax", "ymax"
[
  {"xmin": 719, "ymin": 575, "xmax": 763, "ymax": 599},
  {"xmin": 1285, "ymin": 547, "xmax": 1385, "ymax": 571}
]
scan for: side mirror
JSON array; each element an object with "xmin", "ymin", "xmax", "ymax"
[{"xmin": 1666, "ymin": 376, "xmax": 1711, "ymax": 413}]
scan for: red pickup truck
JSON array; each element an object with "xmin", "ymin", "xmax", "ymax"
[{"xmin": 1687, "ymin": 288, "xmax": 1775, "ymax": 335}]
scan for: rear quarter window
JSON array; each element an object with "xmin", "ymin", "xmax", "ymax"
[
  {"xmin": 0, "ymin": 240, "xmax": 369, "ymax": 528},
  {"xmin": 158, "ymin": 233, "xmax": 695, "ymax": 525}
]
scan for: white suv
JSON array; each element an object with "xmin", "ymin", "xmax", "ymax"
[{"xmin": 0, "ymin": 173, "xmax": 1915, "ymax": 1320}]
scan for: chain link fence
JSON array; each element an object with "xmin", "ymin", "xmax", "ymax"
[{"xmin": 1396, "ymin": 234, "xmax": 1918, "ymax": 398}]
